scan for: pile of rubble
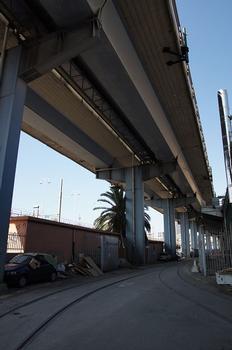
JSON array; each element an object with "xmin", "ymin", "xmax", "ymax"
[{"xmin": 68, "ymin": 256, "xmax": 103, "ymax": 277}]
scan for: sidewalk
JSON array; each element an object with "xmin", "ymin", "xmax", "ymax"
[{"xmin": 179, "ymin": 259, "xmax": 232, "ymax": 298}]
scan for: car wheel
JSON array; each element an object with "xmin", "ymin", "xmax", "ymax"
[
  {"xmin": 18, "ymin": 276, "xmax": 27, "ymax": 288},
  {"xmin": 50, "ymin": 272, "xmax": 57, "ymax": 282}
]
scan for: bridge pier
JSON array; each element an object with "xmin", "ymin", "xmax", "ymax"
[
  {"xmin": 96, "ymin": 161, "xmax": 176, "ymax": 264},
  {"xmin": 148, "ymin": 196, "xmax": 195, "ymax": 256},
  {"xmin": 0, "ymin": 47, "xmax": 27, "ymax": 283},
  {"xmin": 212, "ymin": 235, "xmax": 217, "ymax": 250},
  {"xmin": 205, "ymin": 232, "xmax": 212, "ymax": 251},
  {"xmin": 190, "ymin": 219, "xmax": 198, "ymax": 251},
  {"xmin": 125, "ymin": 167, "xmax": 145, "ymax": 264},
  {"xmin": 180, "ymin": 212, "xmax": 190, "ymax": 257},
  {"xmin": 198, "ymin": 225, "xmax": 207, "ymax": 276},
  {"xmin": 163, "ymin": 199, "xmax": 176, "ymax": 255}
]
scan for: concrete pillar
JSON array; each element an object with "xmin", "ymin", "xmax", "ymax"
[
  {"xmin": 205, "ymin": 233, "xmax": 211, "ymax": 251},
  {"xmin": 212, "ymin": 235, "xmax": 217, "ymax": 250},
  {"xmin": 190, "ymin": 220, "xmax": 198, "ymax": 250},
  {"xmin": 0, "ymin": 47, "xmax": 27, "ymax": 282},
  {"xmin": 180, "ymin": 212, "xmax": 190, "ymax": 257},
  {"xmin": 125, "ymin": 166, "xmax": 145, "ymax": 264},
  {"xmin": 163, "ymin": 199, "xmax": 176, "ymax": 256},
  {"xmin": 198, "ymin": 225, "xmax": 206, "ymax": 276}
]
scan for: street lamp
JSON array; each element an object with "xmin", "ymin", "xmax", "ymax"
[{"xmin": 39, "ymin": 178, "xmax": 51, "ymax": 217}]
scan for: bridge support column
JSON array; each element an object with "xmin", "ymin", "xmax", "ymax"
[
  {"xmin": 147, "ymin": 196, "xmax": 195, "ymax": 257},
  {"xmin": 190, "ymin": 220, "xmax": 198, "ymax": 250},
  {"xmin": 180, "ymin": 212, "xmax": 190, "ymax": 257},
  {"xmin": 205, "ymin": 233, "xmax": 212, "ymax": 251},
  {"xmin": 0, "ymin": 47, "xmax": 27, "ymax": 283},
  {"xmin": 96, "ymin": 161, "xmax": 177, "ymax": 264},
  {"xmin": 198, "ymin": 225, "xmax": 206, "ymax": 276},
  {"xmin": 163, "ymin": 199, "xmax": 176, "ymax": 256},
  {"xmin": 212, "ymin": 235, "xmax": 217, "ymax": 250},
  {"xmin": 125, "ymin": 167, "xmax": 145, "ymax": 264}
]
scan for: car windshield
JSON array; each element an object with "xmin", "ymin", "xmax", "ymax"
[{"xmin": 9, "ymin": 255, "xmax": 32, "ymax": 264}]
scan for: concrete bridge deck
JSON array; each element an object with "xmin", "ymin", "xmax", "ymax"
[{"xmin": 0, "ymin": 0, "xmax": 216, "ymax": 273}]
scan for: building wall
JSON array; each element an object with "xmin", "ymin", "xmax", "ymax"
[
  {"xmin": 9, "ymin": 217, "xmax": 119, "ymax": 268},
  {"xmin": 8, "ymin": 217, "xmax": 163, "ymax": 267},
  {"xmin": 25, "ymin": 219, "xmax": 73, "ymax": 262},
  {"xmin": 146, "ymin": 241, "xmax": 163, "ymax": 263}
]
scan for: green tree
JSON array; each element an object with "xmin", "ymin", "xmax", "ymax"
[{"xmin": 94, "ymin": 185, "xmax": 151, "ymax": 238}]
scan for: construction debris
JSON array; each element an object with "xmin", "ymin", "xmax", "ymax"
[
  {"xmin": 216, "ymin": 269, "xmax": 232, "ymax": 285},
  {"xmin": 68, "ymin": 256, "xmax": 103, "ymax": 277}
]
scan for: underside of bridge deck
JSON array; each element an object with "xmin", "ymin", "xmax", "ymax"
[{"xmin": 0, "ymin": 0, "xmax": 214, "ymax": 273}]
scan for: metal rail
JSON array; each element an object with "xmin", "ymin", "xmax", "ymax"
[
  {"xmin": 57, "ymin": 60, "xmax": 155, "ymax": 164},
  {"xmin": 12, "ymin": 268, "xmax": 160, "ymax": 349}
]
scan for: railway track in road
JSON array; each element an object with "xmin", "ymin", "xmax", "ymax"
[
  {"xmin": 158, "ymin": 264, "xmax": 232, "ymax": 325},
  {"xmin": 0, "ymin": 262, "xmax": 170, "ymax": 320},
  {"xmin": 4, "ymin": 262, "xmax": 229, "ymax": 350},
  {"xmin": 0, "ymin": 274, "xmax": 112, "ymax": 319},
  {"xmin": 0, "ymin": 265, "xmax": 164, "ymax": 350}
]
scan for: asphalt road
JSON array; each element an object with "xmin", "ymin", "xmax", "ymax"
[{"xmin": 1, "ymin": 263, "xmax": 232, "ymax": 350}]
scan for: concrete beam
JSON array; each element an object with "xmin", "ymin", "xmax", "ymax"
[
  {"xmin": 86, "ymin": 0, "xmax": 205, "ymax": 206},
  {"xmin": 148, "ymin": 195, "xmax": 196, "ymax": 210},
  {"xmin": 96, "ymin": 167, "xmax": 126, "ymax": 183},
  {"xmin": 25, "ymin": 88, "xmax": 114, "ymax": 166},
  {"xmin": 142, "ymin": 161, "xmax": 176, "ymax": 181},
  {"xmin": 19, "ymin": 23, "xmax": 98, "ymax": 82},
  {"xmin": 173, "ymin": 196, "xmax": 196, "ymax": 208},
  {"xmin": 96, "ymin": 161, "xmax": 176, "ymax": 182}
]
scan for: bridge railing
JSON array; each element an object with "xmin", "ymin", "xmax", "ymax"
[{"xmin": 169, "ymin": 0, "xmax": 213, "ymax": 185}]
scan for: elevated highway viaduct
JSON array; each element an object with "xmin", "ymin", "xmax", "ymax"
[{"xmin": 0, "ymin": 0, "xmax": 213, "ymax": 280}]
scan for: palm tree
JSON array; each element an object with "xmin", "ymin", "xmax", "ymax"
[{"xmin": 93, "ymin": 185, "xmax": 151, "ymax": 238}]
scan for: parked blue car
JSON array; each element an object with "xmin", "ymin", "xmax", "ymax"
[{"xmin": 4, "ymin": 253, "xmax": 57, "ymax": 287}]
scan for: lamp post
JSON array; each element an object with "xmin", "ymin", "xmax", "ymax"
[
  {"xmin": 39, "ymin": 178, "xmax": 51, "ymax": 217},
  {"xmin": 58, "ymin": 178, "xmax": 63, "ymax": 222}
]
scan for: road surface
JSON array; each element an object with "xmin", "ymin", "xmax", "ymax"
[{"xmin": 0, "ymin": 262, "xmax": 232, "ymax": 350}]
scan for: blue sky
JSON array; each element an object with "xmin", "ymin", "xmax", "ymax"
[
  {"xmin": 176, "ymin": 0, "xmax": 231, "ymax": 195},
  {"xmin": 12, "ymin": 1, "xmax": 229, "ymax": 233}
]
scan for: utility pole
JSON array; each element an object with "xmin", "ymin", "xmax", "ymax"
[{"xmin": 58, "ymin": 178, "xmax": 63, "ymax": 222}]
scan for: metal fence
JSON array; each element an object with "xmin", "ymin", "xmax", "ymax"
[
  {"xmin": 7, "ymin": 232, "xmax": 26, "ymax": 253},
  {"xmin": 201, "ymin": 197, "xmax": 232, "ymax": 275},
  {"xmin": 205, "ymin": 251, "xmax": 232, "ymax": 276},
  {"xmin": 11, "ymin": 208, "xmax": 93, "ymax": 228}
]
